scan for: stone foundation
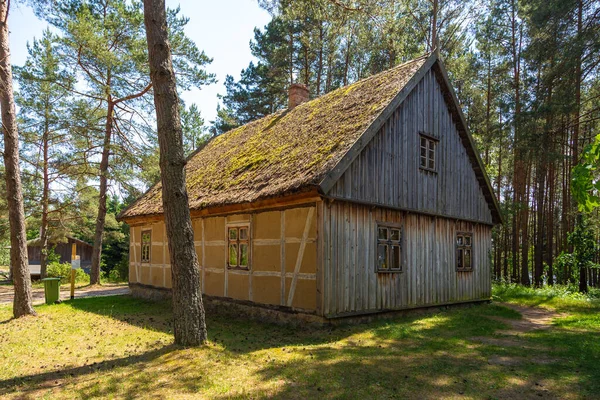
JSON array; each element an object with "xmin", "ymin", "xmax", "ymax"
[{"xmin": 129, "ymin": 282, "xmax": 490, "ymax": 327}]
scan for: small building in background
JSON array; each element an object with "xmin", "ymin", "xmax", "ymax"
[{"xmin": 27, "ymin": 236, "xmax": 93, "ymax": 278}]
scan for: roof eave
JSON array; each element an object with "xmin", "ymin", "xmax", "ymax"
[{"xmin": 431, "ymin": 58, "xmax": 503, "ymax": 225}]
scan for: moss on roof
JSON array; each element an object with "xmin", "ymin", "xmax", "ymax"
[{"xmin": 121, "ymin": 55, "xmax": 428, "ymax": 219}]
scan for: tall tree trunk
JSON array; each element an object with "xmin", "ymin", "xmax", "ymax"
[
  {"xmin": 40, "ymin": 115, "xmax": 50, "ymax": 279},
  {"xmin": 0, "ymin": 0, "xmax": 35, "ymax": 318},
  {"xmin": 534, "ymin": 162, "xmax": 546, "ymax": 287},
  {"xmin": 510, "ymin": 1, "xmax": 525, "ymax": 285},
  {"xmin": 484, "ymin": 54, "xmax": 492, "ymax": 166},
  {"xmin": 288, "ymin": 26, "xmax": 294, "ymax": 85},
  {"xmin": 143, "ymin": 0, "xmax": 207, "ymax": 346},
  {"xmin": 547, "ymin": 161, "xmax": 555, "ymax": 285},
  {"xmin": 90, "ymin": 97, "xmax": 114, "ymax": 285},
  {"xmin": 303, "ymin": 39, "xmax": 309, "ymax": 86},
  {"xmin": 574, "ymin": 0, "xmax": 587, "ymax": 293},
  {"xmin": 316, "ymin": 22, "xmax": 324, "ymax": 96},
  {"xmin": 520, "ymin": 163, "xmax": 531, "ymax": 286},
  {"xmin": 503, "ymin": 225, "xmax": 509, "ymax": 281},
  {"xmin": 343, "ymin": 25, "xmax": 352, "ymax": 86},
  {"xmin": 431, "ymin": 0, "xmax": 438, "ymax": 50}
]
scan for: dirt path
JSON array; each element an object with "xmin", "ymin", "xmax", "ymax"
[
  {"xmin": 492, "ymin": 303, "xmax": 565, "ymax": 335},
  {"xmin": 470, "ymin": 303, "xmax": 566, "ymax": 399},
  {"xmin": 0, "ymin": 283, "xmax": 130, "ymax": 305},
  {"xmin": 471, "ymin": 303, "xmax": 564, "ymax": 352}
]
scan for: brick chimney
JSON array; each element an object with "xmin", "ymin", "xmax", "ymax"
[{"xmin": 288, "ymin": 83, "xmax": 309, "ymax": 109}]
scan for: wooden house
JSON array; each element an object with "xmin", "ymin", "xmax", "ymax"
[
  {"xmin": 119, "ymin": 52, "xmax": 501, "ymax": 321},
  {"xmin": 27, "ymin": 235, "xmax": 93, "ymax": 277}
]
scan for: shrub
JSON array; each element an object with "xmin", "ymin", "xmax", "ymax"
[
  {"xmin": 101, "ymin": 258, "xmax": 128, "ymax": 283},
  {"xmin": 493, "ymin": 282, "xmax": 600, "ymax": 304},
  {"xmin": 47, "ymin": 262, "xmax": 90, "ymax": 284}
]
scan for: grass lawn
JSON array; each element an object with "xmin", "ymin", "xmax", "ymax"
[{"xmin": 0, "ymin": 285, "xmax": 598, "ymax": 399}]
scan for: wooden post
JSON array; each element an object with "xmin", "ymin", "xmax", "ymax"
[{"xmin": 70, "ymin": 243, "xmax": 76, "ymax": 300}]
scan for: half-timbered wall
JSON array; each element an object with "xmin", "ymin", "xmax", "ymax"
[
  {"xmin": 320, "ymin": 200, "xmax": 492, "ymax": 317},
  {"xmin": 129, "ymin": 204, "xmax": 318, "ymax": 311},
  {"xmin": 328, "ymin": 68, "xmax": 494, "ymax": 225}
]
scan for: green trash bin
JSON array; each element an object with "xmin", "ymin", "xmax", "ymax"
[{"xmin": 41, "ymin": 277, "xmax": 61, "ymax": 305}]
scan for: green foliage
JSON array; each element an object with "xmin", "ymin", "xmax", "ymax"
[
  {"xmin": 46, "ymin": 246, "xmax": 61, "ymax": 265},
  {"xmin": 181, "ymin": 104, "xmax": 209, "ymax": 155},
  {"xmin": 0, "ymin": 242, "xmax": 9, "ymax": 267},
  {"xmin": 46, "ymin": 262, "xmax": 90, "ymax": 284},
  {"xmin": 100, "ymin": 196, "xmax": 129, "ymax": 279},
  {"xmin": 554, "ymin": 252, "xmax": 576, "ymax": 284},
  {"xmin": 493, "ymin": 282, "xmax": 600, "ymax": 305},
  {"xmin": 569, "ymin": 214, "xmax": 598, "ymax": 271},
  {"xmin": 101, "ymin": 258, "xmax": 128, "ymax": 283},
  {"xmin": 572, "ymin": 135, "xmax": 600, "ymax": 212}
]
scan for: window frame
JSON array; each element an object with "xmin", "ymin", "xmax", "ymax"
[
  {"xmin": 227, "ymin": 223, "xmax": 251, "ymax": 270},
  {"xmin": 141, "ymin": 229, "xmax": 151, "ymax": 264},
  {"xmin": 375, "ymin": 222, "xmax": 403, "ymax": 273},
  {"xmin": 456, "ymin": 232, "xmax": 473, "ymax": 272},
  {"xmin": 419, "ymin": 132, "xmax": 438, "ymax": 173}
]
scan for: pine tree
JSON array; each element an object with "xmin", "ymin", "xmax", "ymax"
[
  {"xmin": 33, "ymin": 0, "xmax": 215, "ymax": 284},
  {"xmin": 143, "ymin": 0, "xmax": 207, "ymax": 346},
  {"xmin": 0, "ymin": 0, "xmax": 35, "ymax": 317},
  {"xmin": 15, "ymin": 29, "xmax": 73, "ymax": 279}
]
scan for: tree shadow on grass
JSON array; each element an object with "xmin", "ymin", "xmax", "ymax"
[
  {"xmin": 0, "ymin": 344, "xmax": 179, "ymax": 398},
  {"xmin": 65, "ymin": 295, "xmax": 355, "ymax": 354},
  {"xmin": 210, "ymin": 309, "xmax": 599, "ymax": 400},
  {"xmin": 65, "ymin": 296, "xmax": 532, "ymax": 356}
]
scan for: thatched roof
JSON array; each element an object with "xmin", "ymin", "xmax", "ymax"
[
  {"xmin": 120, "ymin": 52, "xmax": 501, "ymax": 224},
  {"xmin": 121, "ymin": 55, "xmax": 429, "ymax": 220}
]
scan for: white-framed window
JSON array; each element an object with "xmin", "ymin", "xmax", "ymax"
[
  {"xmin": 456, "ymin": 232, "xmax": 473, "ymax": 271},
  {"xmin": 141, "ymin": 230, "xmax": 151, "ymax": 263},
  {"xmin": 419, "ymin": 133, "xmax": 438, "ymax": 172},
  {"xmin": 227, "ymin": 224, "xmax": 250, "ymax": 269},
  {"xmin": 376, "ymin": 223, "xmax": 403, "ymax": 272}
]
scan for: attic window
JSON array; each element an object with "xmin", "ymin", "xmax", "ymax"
[
  {"xmin": 141, "ymin": 230, "xmax": 151, "ymax": 263},
  {"xmin": 227, "ymin": 224, "xmax": 250, "ymax": 270},
  {"xmin": 456, "ymin": 232, "xmax": 473, "ymax": 272},
  {"xmin": 419, "ymin": 134, "xmax": 438, "ymax": 172},
  {"xmin": 376, "ymin": 223, "xmax": 403, "ymax": 273}
]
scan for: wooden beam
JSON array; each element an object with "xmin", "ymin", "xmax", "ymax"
[
  {"xmin": 287, "ymin": 207, "xmax": 315, "ymax": 307},
  {"xmin": 323, "ymin": 195, "xmax": 495, "ymax": 227},
  {"xmin": 201, "ymin": 218, "xmax": 206, "ymax": 293},
  {"xmin": 131, "ymin": 227, "xmax": 139, "ymax": 283},
  {"xmin": 121, "ymin": 189, "xmax": 321, "ymax": 225},
  {"xmin": 280, "ymin": 210, "xmax": 286, "ymax": 306},
  {"xmin": 162, "ymin": 223, "xmax": 166, "ymax": 287}
]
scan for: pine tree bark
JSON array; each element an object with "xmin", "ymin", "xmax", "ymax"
[
  {"xmin": 0, "ymin": 0, "xmax": 35, "ymax": 318},
  {"xmin": 40, "ymin": 114, "xmax": 50, "ymax": 279},
  {"xmin": 90, "ymin": 96, "xmax": 114, "ymax": 285},
  {"xmin": 143, "ymin": 0, "xmax": 207, "ymax": 346}
]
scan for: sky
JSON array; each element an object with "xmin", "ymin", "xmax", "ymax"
[{"xmin": 9, "ymin": 0, "xmax": 272, "ymax": 123}]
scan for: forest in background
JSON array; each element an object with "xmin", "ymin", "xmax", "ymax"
[
  {"xmin": 216, "ymin": 0, "xmax": 600, "ymax": 291},
  {"xmin": 1, "ymin": 0, "xmax": 599, "ymax": 290}
]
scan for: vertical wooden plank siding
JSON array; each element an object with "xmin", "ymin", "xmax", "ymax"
[
  {"xmin": 321, "ymin": 201, "xmax": 492, "ymax": 317},
  {"xmin": 328, "ymin": 68, "xmax": 494, "ymax": 225}
]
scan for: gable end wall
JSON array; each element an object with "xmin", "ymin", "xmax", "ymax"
[{"xmin": 327, "ymin": 68, "xmax": 494, "ymax": 225}]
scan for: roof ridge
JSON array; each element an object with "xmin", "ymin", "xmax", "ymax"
[{"xmin": 215, "ymin": 53, "xmax": 432, "ymax": 141}]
